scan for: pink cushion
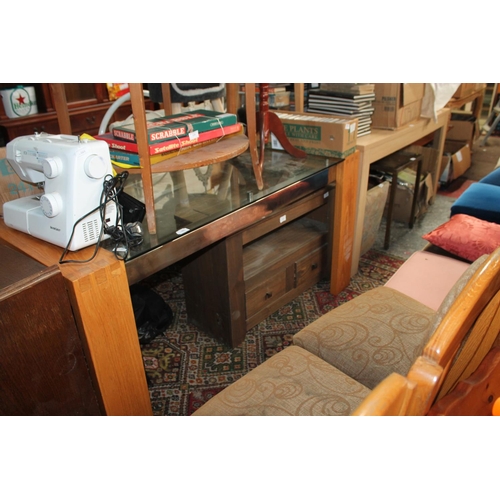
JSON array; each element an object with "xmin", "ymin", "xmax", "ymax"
[
  {"xmin": 422, "ymin": 214, "xmax": 500, "ymax": 262},
  {"xmin": 384, "ymin": 251, "xmax": 470, "ymax": 311}
]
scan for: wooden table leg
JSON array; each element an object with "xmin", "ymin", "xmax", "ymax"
[
  {"xmin": 409, "ymin": 155, "xmax": 424, "ymax": 229},
  {"xmin": 384, "ymin": 172, "xmax": 398, "ymax": 250},
  {"xmin": 61, "ymin": 256, "xmax": 153, "ymax": 416},
  {"xmin": 244, "ymin": 84, "xmax": 263, "ymax": 190},
  {"xmin": 330, "ymin": 151, "xmax": 359, "ymax": 295}
]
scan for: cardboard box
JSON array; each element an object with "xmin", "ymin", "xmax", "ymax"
[
  {"xmin": 0, "ymin": 147, "xmax": 43, "ymax": 216},
  {"xmin": 384, "ymin": 169, "xmax": 433, "ymax": 223},
  {"xmin": 452, "ymin": 84, "xmax": 478, "ymax": 100},
  {"xmin": 446, "ymin": 113, "xmax": 479, "ymax": 148},
  {"xmin": 361, "ymin": 179, "xmax": 390, "ymax": 256},
  {"xmin": 271, "ymin": 111, "xmax": 358, "ymax": 159},
  {"xmin": 439, "ymin": 140, "xmax": 471, "ymax": 184},
  {"xmin": 372, "ymin": 83, "xmax": 425, "ymax": 130}
]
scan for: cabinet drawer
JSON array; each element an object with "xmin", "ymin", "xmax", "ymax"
[
  {"xmin": 245, "ymin": 266, "xmax": 294, "ymax": 320},
  {"xmin": 295, "ymin": 244, "xmax": 327, "ymax": 289},
  {"xmin": 3, "ymin": 118, "xmax": 60, "ymax": 139},
  {"xmin": 70, "ymin": 109, "xmax": 108, "ymax": 135},
  {"xmin": 69, "ymin": 105, "xmax": 135, "ymax": 136}
]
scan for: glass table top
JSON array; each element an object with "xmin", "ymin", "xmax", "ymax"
[{"xmin": 101, "ymin": 148, "xmax": 340, "ymax": 261}]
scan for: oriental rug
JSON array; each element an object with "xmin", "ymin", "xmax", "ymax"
[{"xmin": 139, "ymin": 249, "xmax": 405, "ymax": 416}]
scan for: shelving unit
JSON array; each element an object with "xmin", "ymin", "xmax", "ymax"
[{"xmin": 0, "ymin": 83, "xmax": 154, "ymax": 146}]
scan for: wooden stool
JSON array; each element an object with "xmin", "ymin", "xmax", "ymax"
[{"xmin": 371, "ymin": 151, "xmax": 424, "ymax": 250}]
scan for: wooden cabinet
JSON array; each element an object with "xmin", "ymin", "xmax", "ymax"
[
  {"xmin": 0, "ymin": 83, "xmax": 154, "ymax": 145},
  {"xmin": 244, "ymin": 215, "xmax": 328, "ymax": 329},
  {"xmin": 0, "ymin": 244, "xmax": 101, "ymax": 415},
  {"xmin": 181, "ymin": 182, "xmax": 332, "ymax": 347}
]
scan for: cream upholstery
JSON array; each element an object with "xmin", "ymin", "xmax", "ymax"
[
  {"xmin": 293, "ymin": 254, "xmax": 487, "ymax": 390},
  {"xmin": 293, "ymin": 287, "xmax": 435, "ymax": 389},
  {"xmin": 193, "ymin": 346, "xmax": 370, "ymax": 416}
]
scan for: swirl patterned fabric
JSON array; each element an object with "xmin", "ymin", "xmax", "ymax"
[
  {"xmin": 192, "ymin": 346, "xmax": 370, "ymax": 416},
  {"xmin": 293, "ymin": 287, "xmax": 436, "ymax": 389}
]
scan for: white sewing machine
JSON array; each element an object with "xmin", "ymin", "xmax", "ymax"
[{"xmin": 3, "ymin": 133, "xmax": 117, "ymax": 251}]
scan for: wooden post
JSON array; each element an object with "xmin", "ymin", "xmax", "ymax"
[
  {"xmin": 129, "ymin": 83, "xmax": 156, "ymax": 234},
  {"xmin": 294, "ymin": 83, "xmax": 305, "ymax": 112},
  {"xmin": 49, "ymin": 83, "xmax": 72, "ymax": 135}
]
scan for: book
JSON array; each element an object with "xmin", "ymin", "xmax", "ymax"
[
  {"xmin": 307, "ymin": 88, "xmax": 376, "ymax": 138},
  {"xmin": 97, "ymin": 122, "xmax": 242, "ymax": 156},
  {"xmin": 319, "ymin": 83, "xmax": 375, "ymax": 95},
  {"xmin": 308, "ymin": 90, "xmax": 376, "ymax": 102},
  {"xmin": 111, "ymin": 109, "xmax": 238, "ymax": 144},
  {"xmin": 307, "ymin": 100, "xmax": 374, "ymax": 112}
]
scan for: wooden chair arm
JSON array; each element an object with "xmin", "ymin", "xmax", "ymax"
[{"xmin": 353, "ymin": 373, "xmax": 416, "ymax": 416}]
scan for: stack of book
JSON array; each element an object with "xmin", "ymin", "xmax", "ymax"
[
  {"xmin": 306, "ymin": 83, "xmax": 375, "ymax": 137},
  {"xmin": 95, "ymin": 109, "xmax": 242, "ymax": 168},
  {"xmin": 239, "ymin": 84, "xmax": 292, "ymax": 110}
]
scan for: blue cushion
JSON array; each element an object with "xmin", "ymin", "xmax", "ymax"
[
  {"xmin": 480, "ymin": 168, "xmax": 500, "ymax": 186},
  {"xmin": 451, "ymin": 182, "xmax": 500, "ymax": 224}
]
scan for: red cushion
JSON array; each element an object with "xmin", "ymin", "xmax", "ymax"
[{"xmin": 422, "ymin": 214, "xmax": 500, "ymax": 262}]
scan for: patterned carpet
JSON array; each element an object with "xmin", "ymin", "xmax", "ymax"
[{"xmin": 139, "ymin": 249, "xmax": 405, "ymax": 416}]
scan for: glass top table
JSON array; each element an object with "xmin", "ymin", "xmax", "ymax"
[{"xmin": 103, "ymin": 148, "xmax": 341, "ymax": 282}]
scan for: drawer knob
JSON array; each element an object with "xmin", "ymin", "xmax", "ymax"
[
  {"xmin": 311, "ymin": 263, "xmax": 318, "ymax": 270},
  {"xmin": 265, "ymin": 292, "xmax": 273, "ymax": 299},
  {"xmin": 86, "ymin": 115, "xmax": 96, "ymax": 124}
]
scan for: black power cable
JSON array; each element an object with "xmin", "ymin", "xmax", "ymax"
[{"xmin": 59, "ymin": 171, "xmax": 143, "ymax": 264}]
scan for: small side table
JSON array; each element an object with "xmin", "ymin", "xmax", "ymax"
[{"xmin": 370, "ymin": 151, "xmax": 424, "ymax": 250}]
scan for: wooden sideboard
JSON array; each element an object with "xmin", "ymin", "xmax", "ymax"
[
  {"xmin": 0, "ymin": 244, "xmax": 101, "ymax": 415},
  {"xmin": 0, "ymin": 223, "xmax": 153, "ymax": 416}
]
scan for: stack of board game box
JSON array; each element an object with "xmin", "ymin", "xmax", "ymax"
[{"xmin": 94, "ymin": 109, "xmax": 242, "ymax": 168}]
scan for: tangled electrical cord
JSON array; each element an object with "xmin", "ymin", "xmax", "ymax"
[{"xmin": 59, "ymin": 171, "xmax": 143, "ymax": 264}]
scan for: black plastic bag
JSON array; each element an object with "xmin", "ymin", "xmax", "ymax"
[{"xmin": 130, "ymin": 284, "xmax": 173, "ymax": 345}]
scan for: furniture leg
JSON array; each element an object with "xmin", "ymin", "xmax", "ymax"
[
  {"xmin": 429, "ymin": 118, "xmax": 449, "ymax": 200},
  {"xmin": 409, "ymin": 156, "xmax": 424, "ymax": 228},
  {"xmin": 385, "ymin": 171, "xmax": 398, "ymax": 250},
  {"xmin": 62, "ymin": 257, "xmax": 153, "ymax": 416},
  {"xmin": 330, "ymin": 151, "xmax": 359, "ymax": 295},
  {"xmin": 182, "ymin": 233, "xmax": 246, "ymax": 348}
]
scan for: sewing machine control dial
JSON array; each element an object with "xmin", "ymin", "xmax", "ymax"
[
  {"xmin": 84, "ymin": 154, "xmax": 107, "ymax": 179},
  {"xmin": 42, "ymin": 157, "xmax": 62, "ymax": 179},
  {"xmin": 40, "ymin": 193, "xmax": 63, "ymax": 218}
]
